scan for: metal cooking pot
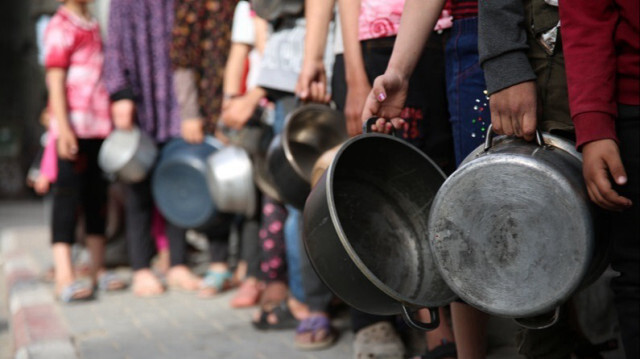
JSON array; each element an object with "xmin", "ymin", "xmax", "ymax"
[
  {"xmin": 267, "ymin": 103, "xmax": 348, "ymax": 209},
  {"xmin": 208, "ymin": 146, "xmax": 257, "ymax": 217},
  {"xmin": 98, "ymin": 127, "xmax": 158, "ymax": 183},
  {"xmin": 303, "ymin": 119, "xmax": 457, "ymax": 331},
  {"xmin": 428, "ymin": 126, "xmax": 606, "ymax": 328},
  {"xmin": 151, "ymin": 137, "xmax": 223, "ymax": 230},
  {"xmin": 253, "ymin": 152, "xmax": 283, "ymax": 202}
]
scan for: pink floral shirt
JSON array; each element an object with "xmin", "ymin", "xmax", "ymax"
[
  {"xmin": 44, "ymin": 7, "xmax": 112, "ymax": 139},
  {"xmin": 359, "ymin": 0, "xmax": 453, "ymax": 41}
]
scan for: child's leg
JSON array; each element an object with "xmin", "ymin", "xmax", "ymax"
[
  {"xmin": 165, "ymin": 223, "xmax": 201, "ymax": 291},
  {"xmin": 51, "ymin": 141, "xmax": 91, "ymax": 300},
  {"xmin": 199, "ymin": 213, "xmax": 234, "ymax": 297},
  {"xmin": 82, "ymin": 140, "xmax": 126, "ymax": 290}
]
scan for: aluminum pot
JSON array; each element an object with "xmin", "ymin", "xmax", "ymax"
[
  {"xmin": 267, "ymin": 103, "xmax": 348, "ymax": 209},
  {"xmin": 208, "ymin": 146, "xmax": 257, "ymax": 217},
  {"xmin": 428, "ymin": 126, "xmax": 606, "ymax": 328},
  {"xmin": 303, "ymin": 119, "xmax": 457, "ymax": 331},
  {"xmin": 253, "ymin": 152, "xmax": 283, "ymax": 202},
  {"xmin": 98, "ymin": 127, "xmax": 158, "ymax": 183},
  {"xmin": 151, "ymin": 137, "xmax": 223, "ymax": 230}
]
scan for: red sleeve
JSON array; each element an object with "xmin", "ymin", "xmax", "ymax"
[
  {"xmin": 44, "ymin": 18, "xmax": 74, "ymax": 69},
  {"xmin": 559, "ymin": 0, "xmax": 619, "ymax": 149}
]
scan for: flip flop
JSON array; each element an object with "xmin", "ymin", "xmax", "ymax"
[
  {"xmin": 252, "ymin": 300, "xmax": 299, "ymax": 330},
  {"xmin": 198, "ymin": 270, "xmax": 233, "ymax": 298},
  {"xmin": 58, "ymin": 281, "xmax": 95, "ymax": 303},
  {"xmin": 294, "ymin": 315, "xmax": 337, "ymax": 350},
  {"xmin": 97, "ymin": 271, "xmax": 128, "ymax": 292}
]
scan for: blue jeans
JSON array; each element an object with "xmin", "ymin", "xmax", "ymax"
[
  {"xmin": 445, "ymin": 17, "xmax": 491, "ymax": 166},
  {"xmin": 274, "ymin": 97, "xmax": 305, "ymax": 302}
]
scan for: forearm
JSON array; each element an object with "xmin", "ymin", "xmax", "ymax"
[
  {"xmin": 173, "ymin": 68, "xmax": 201, "ymax": 121},
  {"xmin": 478, "ymin": 0, "xmax": 535, "ymax": 94},
  {"xmin": 223, "ymin": 43, "xmax": 251, "ymax": 96},
  {"xmin": 386, "ymin": 0, "xmax": 446, "ymax": 80},
  {"xmin": 559, "ymin": 0, "xmax": 618, "ymax": 148},
  {"xmin": 46, "ymin": 69, "xmax": 72, "ymax": 132},
  {"xmin": 338, "ymin": 0, "xmax": 367, "ymax": 84},
  {"xmin": 304, "ymin": 0, "xmax": 335, "ymax": 62}
]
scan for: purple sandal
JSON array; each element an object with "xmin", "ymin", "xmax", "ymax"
[{"xmin": 294, "ymin": 315, "xmax": 337, "ymax": 350}]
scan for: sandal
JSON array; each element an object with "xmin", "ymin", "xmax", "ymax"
[
  {"xmin": 58, "ymin": 281, "xmax": 95, "ymax": 303},
  {"xmin": 294, "ymin": 315, "xmax": 337, "ymax": 351},
  {"xmin": 252, "ymin": 300, "xmax": 299, "ymax": 330},
  {"xmin": 97, "ymin": 271, "xmax": 128, "ymax": 292},
  {"xmin": 198, "ymin": 270, "xmax": 232, "ymax": 298},
  {"xmin": 420, "ymin": 341, "xmax": 457, "ymax": 359},
  {"xmin": 230, "ymin": 279, "xmax": 263, "ymax": 308}
]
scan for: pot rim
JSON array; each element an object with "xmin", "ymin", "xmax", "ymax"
[
  {"xmin": 283, "ymin": 104, "xmax": 347, "ymax": 182},
  {"xmin": 325, "ymin": 133, "xmax": 454, "ymax": 308}
]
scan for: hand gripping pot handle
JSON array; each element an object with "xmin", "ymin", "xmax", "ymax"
[
  {"xmin": 363, "ymin": 117, "xmax": 402, "ymax": 137},
  {"xmin": 483, "ymin": 124, "xmax": 545, "ymax": 151},
  {"xmin": 401, "ymin": 306, "xmax": 440, "ymax": 331}
]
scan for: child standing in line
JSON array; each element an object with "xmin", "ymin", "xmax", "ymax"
[{"xmin": 44, "ymin": 0, "xmax": 117, "ymax": 302}]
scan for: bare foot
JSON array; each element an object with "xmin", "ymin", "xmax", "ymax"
[
  {"xmin": 153, "ymin": 249, "xmax": 170, "ymax": 275},
  {"xmin": 132, "ymin": 269, "xmax": 165, "ymax": 297},
  {"xmin": 167, "ymin": 265, "xmax": 201, "ymax": 291}
]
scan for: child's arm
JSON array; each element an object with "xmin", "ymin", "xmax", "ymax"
[
  {"xmin": 360, "ymin": 0, "xmax": 447, "ymax": 132},
  {"xmin": 47, "ymin": 68, "xmax": 77, "ymax": 160},
  {"xmin": 296, "ymin": 0, "xmax": 335, "ymax": 104},
  {"xmin": 338, "ymin": 0, "xmax": 371, "ymax": 136}
]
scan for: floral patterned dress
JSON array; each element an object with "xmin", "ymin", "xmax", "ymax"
[{"xmin": 171, "ymin": 0, "xmax": 238, "ymax": 133}]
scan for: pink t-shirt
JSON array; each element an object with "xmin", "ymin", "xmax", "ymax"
[
  {"xmin": 44, "ymin": 7, "xmax": 112, "ymax": 139},
  {"xmin": 359, "ymin": 0, "xmax": 453, "ymax": 41}
]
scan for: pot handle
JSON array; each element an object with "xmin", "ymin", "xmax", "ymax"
[
  {"xmin": 363, "ymin": 117, "xmax": 401, "ymax": 138},
  {"xmin": 513, "ymin": 306, "xmax": 561, "ymax": 330},
  {"xmin": 400, "ymin": 305, "xmax": 440, "ymax": 331},
  {"xmin": 483, "ymin": 124, "xmax": 545, "ymax": 151}
]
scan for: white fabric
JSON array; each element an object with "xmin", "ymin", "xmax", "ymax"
[{"xmin": 231, "ymin": 1, "xmax": 255, "ymax": 45}]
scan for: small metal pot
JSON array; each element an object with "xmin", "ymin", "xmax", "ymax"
[
  {"xmin": 253, "ymin": 152, "xmax": 283, "ymax": 202},
  {"xmin": 98, "ymin": 127, "xmax": 158, "ymax": 183},
  {"xmin": 267, "ymin": 103, "xmax": 348, "ymax": 209},
  {"xmin": 303, "ymin": 119, "xmax": 457, "ymax": 331},
  {"xmin": 428, "ymin": 126, "xmax": 605, "ymax": 328},
  {"xmin": 208, "ymin": 146, "xmax": 257, "ymax": 217},
  {"xmin": 151, "ymin": 137, "xmax": 223, "ymax": 230}
]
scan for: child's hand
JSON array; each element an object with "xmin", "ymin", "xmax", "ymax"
[
  {"xmin": 34, "ymin": 175, "xmax": 51, "ymax": 195},
  {"xmin": 112, "ymin": 100, "xmax": 136, "ymax": 130},
  {"xmin": 361, "ymin": 71, "xmax": 409, "ymax": 134},
  {"xmin": 221, "ymin": 96, "xmax": 256, "ymax": 130},
  {"xmin": 57, "ymin": 129, "xmax": 78, "ymax": 160},
  {"xmin": 181, "ymin": 118, "xmax": 204, "ymax": 144},
  {"xmin": 582, "ymin": 139, "xmax": 632, "ymax": 211}
]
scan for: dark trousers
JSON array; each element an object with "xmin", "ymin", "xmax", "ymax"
[
  {"xmin": 610, "ymin": 104, "xmax": 639, "ymax": 359},
  {"xmin": 52, "ymin": 139, "xmax": 107, "ymax": 243},
  {"xmin": 124, "ymin": 178, "xmax": 185, "ymax": 270}
]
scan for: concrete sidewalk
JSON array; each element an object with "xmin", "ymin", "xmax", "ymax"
[{"xmin": 0, "ymin": 200, "xmax": 625, "ymax": 359}]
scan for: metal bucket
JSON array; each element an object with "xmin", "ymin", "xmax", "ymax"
[{"xmin": 208, "ymin": 146, "xmax": 257, "ymax": 217}]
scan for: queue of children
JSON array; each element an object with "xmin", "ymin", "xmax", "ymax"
[{"xmin": 32, "ymin": 0, "xmax": 637, "ymax": 357}]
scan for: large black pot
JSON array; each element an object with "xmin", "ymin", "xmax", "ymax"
[
  {"xmin": 267, "ymin": 103, "xmax": 348, "ymax": 209},
  {"xmin": 151, "ymin": 137, "xmax": 223, "ymax": 230},
  {"xmin": 303, "ymin": 120, "xmax": 456, "ymax": 331}
]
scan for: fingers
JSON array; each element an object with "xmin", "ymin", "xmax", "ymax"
[{"xmin": 521, "ymin": 110, "xmax": 537, "ymax": 142}]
